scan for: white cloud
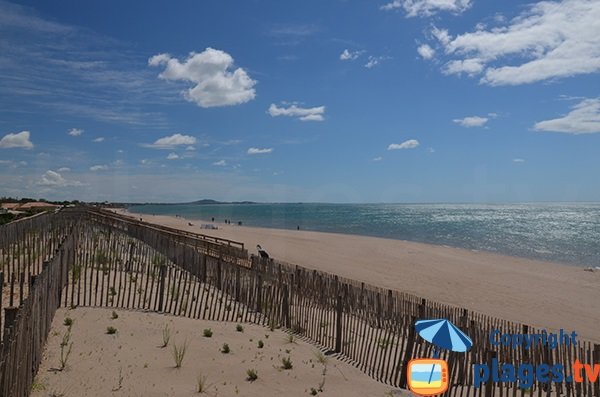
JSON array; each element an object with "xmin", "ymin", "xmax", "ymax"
[
  {"xmin": 417, "ymin": 44, "xmax": 435, "ymax": 60},
  {"xmin": 167, "ymin": 152, "xmax": 180, "ymax": 160},
  {"xmin": 512, "ymin": 158, "xmax": 526, "ymax": 163},
  {"xmin": 185, "ymin": 146, "xmax": 196, "ymax": 151},
  {"xmin": 140, "ymin": 159, "xmax": 149, "ymax": 165},
  {"xmin": 93, "ymin": 137, "xmax": 104, "ymax": 142},
  {"xmin": 388, "ymin": 139, "xmax": 420, "ymax": 150},
  {"xmin": 247, "ymin": 147, "xmax": 273, "ymax": 155},
  {"xmin": 534, "ymin": 98, "xmax": 600, "ymax": 134},
  {"xmin": 90, "ymin": 164, "xmax": 108, "ymax": 171},
  {"xmin": 340, "ymin": 49, "xmax": 362, "ymax": 61},
  {"xmin": 57, "ymin": 167, "xmax": 71, "ymax": 172},
  {"xmin": 145, "ymin": 133, "xmax": 197, "ymax": 149},
  {"xmin": 0, "ymin": 131, "xmax": 33, "ymax": 149},
  {"xmin": 453, "ymin": 116, "xmax": 489, "ymax": 127},
  {"xmin": 213, "ymin": 160, "xmax": 227, "ymax": 166},
  {"xmin": 148, "ymin": 48, "xmax": 257, "ymax": 107},
  {"xmin": 372, "ymin": 156, "xmax": 383, "ymax": 161},
  {"xmin": 434, "ymin": 0, "xmax": 600, "ymax": 86},
  {"xmin": 39, "ymin": 170, "xmax": 83, "ymax": 187},
  {"xmin": 68, "ymin": 128, "xmax": 83, "ymax": 136},
  {"xmin": 268, "ymin": 103, "xmax": 325, "ymax": 122},
  {"xmin": 380, "ymin": 0, "xmax": 472, "ymax": 17},
  {"xmin": 365, "ymin": 56, "xmax": 385, "ymax": 69}
]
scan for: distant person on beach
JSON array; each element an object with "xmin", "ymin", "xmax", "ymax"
[
  {"xmin": 297, "ymin": 225, "xmax": 300, "ymax": 230},
  {"xmin": 212, "ymin": 217, "xmax": 214, "ymax": 222}
]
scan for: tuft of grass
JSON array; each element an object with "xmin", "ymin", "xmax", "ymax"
[
  {"xmin": 257, "ymin": 340, "xmax": 264, "ymax": 349},
  {"xmin": 63, "ymin": 317, "xmax": 73, "ymax": 327},
  {"xmin": 310, "ymin": 388, "xmax": 318, "ymax": 396},
  {"xmin": 161, "ymin": 324, "xmax": 171, "ymax": 348},
  {"xmin": 236, "ymin": 324, "xmax": 244, "ymax": 332},
  {"xmin": 246, "ymin": 368, "xmax": 258, "ymax": 382},
  {"xmin": 221, "ymin": 343, "xmax": 230, "ymax": 354},
  {"xmin": 111, "ymin": 311, "xmax": 119, "ymax": 320},
  {"xmin": 285, "ymin": 333, "xmax": 296, "ymax": 344},
  {"xmin": 59, "ymin": 330, "xmax": 73, "ymax": 371},
  {"xmin": 203, "ymin": 328, "xmax": 213, "ymax": 338},
  {"xmin": 281, "ymin": 356, "xmax": 293, "ymax": 370},
  {"xmin": 196, "ymin": 373, "xmax": 212, "ymax": 394},
  {"xmin": 31, "ymin": 379, "xmax": 46, "ymax": 392},
  {"xmin": 172, "ymin": 340, "xmax": 188, "ymax": 368},
  {"xmin": 106, "ymin": 326, "xmax": 117, "ymax": 335}
]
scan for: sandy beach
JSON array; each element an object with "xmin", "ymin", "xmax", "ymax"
[
  {"xmin": 33, "ymin": 307, "xmax": 402, "ymax": 397},
  {"xmin": 117, "ymin": 209, "xmax": 600, "ymax": 342}
]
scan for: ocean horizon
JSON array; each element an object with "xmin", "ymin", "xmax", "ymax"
[{"xmin": 129, "ymin": 202, "xmax": 600, "ymax": 268}]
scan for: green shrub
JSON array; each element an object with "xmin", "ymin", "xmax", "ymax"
[
  {"xmin": 236, "ymin": 324, "xmax": 244, "ymax": 332},
  {"xmin": 203, "ymin": 328, "xmax": 213, "ymax": 338},
  {"xmin": 63, "ymin": 317, "xmax": 73, "ymax": 327},
  {"xmin": 106, "ymin": 326, "xmax": 117, "ymax": 335},
  {"xmin": 257, "ymin": 340, "xmax": 264, "ymax": 349},
  {"xmin": 282, "ymin": 356, "xmax": 293, "ymax": 370},
  {"xmin": 246, "ymin": 369, "xmax": 258, "ymax": 382},
  {"xmin": 221, "ymin": 343, "xmax": 230, "ymax": 354}
]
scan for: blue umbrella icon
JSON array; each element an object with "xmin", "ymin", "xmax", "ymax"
[{"xmin": 415, "ymin": 319, "xmax": 472, "ymax": 383}]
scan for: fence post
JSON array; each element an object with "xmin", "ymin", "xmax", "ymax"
[
  {"xmin": 282, "ymin": 283, "xmax": 290, "ymax": 329},
  {"xmin": 485, "ymin": 349, "xmax": 496, "ymax": 397},
  {"xmin": 398, "ymin": 315, "xmax": 417, "ymax": 388},
  {"xmin": 594, "ymin": 344, "xmax": 600, "ymax": 397},
  {"xmin": 4, "ymin": 306, "xmax": 18, "ymax": 332},
  {"xmin": 200, "ymin": 254, "xmax": 207, "ymax": 284},
  {"xmin": 256, "ymin": 271, "xmax": 263, "ymax": 314},
  {"xmin": 158, "ymin": 264, "xmax": 166, "ymax": 312},
  {"xmin": 335, "ymin": 291, "xmax": 343, "ymax": 353}
]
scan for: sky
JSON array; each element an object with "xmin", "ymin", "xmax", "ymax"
[{"xmin": 1, "ymin": 0, "xmax": 599, "ymax": 203}]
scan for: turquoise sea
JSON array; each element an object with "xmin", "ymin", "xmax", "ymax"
[{"xmin": 128, "ymin": 203, "xmax": 600, "ymax": 267}]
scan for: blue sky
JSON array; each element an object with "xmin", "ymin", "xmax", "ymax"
[{"xmin": 1, "ymin": 0, "xmax": 599, "ymax": 203}]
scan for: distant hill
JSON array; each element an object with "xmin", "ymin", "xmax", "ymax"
[{"xmin": 189, "ymin": 199, "xmax": 257, "ymax": 205}]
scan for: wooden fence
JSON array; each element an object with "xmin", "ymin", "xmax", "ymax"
[
  {"xmin": 0, "ymin": 208, "xmax": 598, "ymax": 396},
  {"xmin": 0, "ymin": 227, "xmax": 75, "ymax": 397}
]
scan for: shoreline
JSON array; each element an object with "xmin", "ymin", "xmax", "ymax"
[{"xmin": 115, "ymin": 208, "xmax": 600, "ymax": 341}]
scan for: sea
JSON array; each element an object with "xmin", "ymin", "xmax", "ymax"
[{"xmin": 128, "ymin": 203, "xmax": 600, "ymax": 268}]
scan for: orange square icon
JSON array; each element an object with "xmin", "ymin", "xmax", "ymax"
[{"xmin": 407, "ymin": 358, "xmax": 449, "ymax": 396}]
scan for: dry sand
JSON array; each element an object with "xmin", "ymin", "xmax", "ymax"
[
  {"xmin": 117, "ymin": 209, "xmax": 600, "ymax": 342},
  {"xmin": 33, "ymin": 307, "xmax": 404, "ymax": 397}
]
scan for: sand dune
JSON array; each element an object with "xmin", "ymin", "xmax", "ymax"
[{"xmin": 118, "ymin": 209, "xmax": 600, "ymax": 342}]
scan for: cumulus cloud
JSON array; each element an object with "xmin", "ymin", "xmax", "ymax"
[
  {"xmin": 90, "ymin": 164, "xmax": 108, "ymax": 171},
  {"xmin": 453, "ymin": 116, "xmax": 489, "ymax": 127},
  {"xmin": 0, "ymin": 131, "xmax": 34, "ymax": 149},
  {"xmin": 148, "ymin": 48, "xmax": 257, "ymax": 107},
  {"xmin": 144, "ymin": 133, "xmax": 197, "ymax": 149},
  {"xmin": 268, "ymin": 103, "xmax": 325, "ymax": 122},
  {"xmin": 373, "ymin": 156, "xmax": 383, "ymax": 161},
  {"xmin": 380, "ymin": 0, "xmax": 472, "ymax": 17},
  {"xmin": 93, "ymin": 137, "xmax": 104, "ymax": 142},
  {"xmin": 213, "ymin": 160, "xmax": 227, "ymax": 166},
  {"xmin": 340, "ymin": 49, "xmax": 362, "ymax": 61},
  {"xmin": 57, "ymin": 167, "xmax": 71, "ymax": 172},
  {"xmin": 534, "ymin": 98, "xmax": 600, "ymax": 134},
  {"xmin": 68, "ymin": 128, "xmax": 83, "ymax": 136},
  {"xmin": 512, "ymin": 158, "xmax": 526, "ymax": 163},
  {"xmin": 388, "ymin": 139, "xmax": 420, "ymax": 150},
  {"xmin": 39, "ymin": 170, "xmax": 83, "ymax": 187},
  {"xmin": 247, "ymin": 147, "xmax": 273, "ymax": 155},
  {"xmin": 166, "ymin": 152, "xmax": 180, "ymax": 160},
  {"xmin": 433, "ymin": 0, "xmax": 600, "ymax": 85},
  {"xmin": 417, "ymin": 44, "xmax": 435, "ymax": 60}
]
